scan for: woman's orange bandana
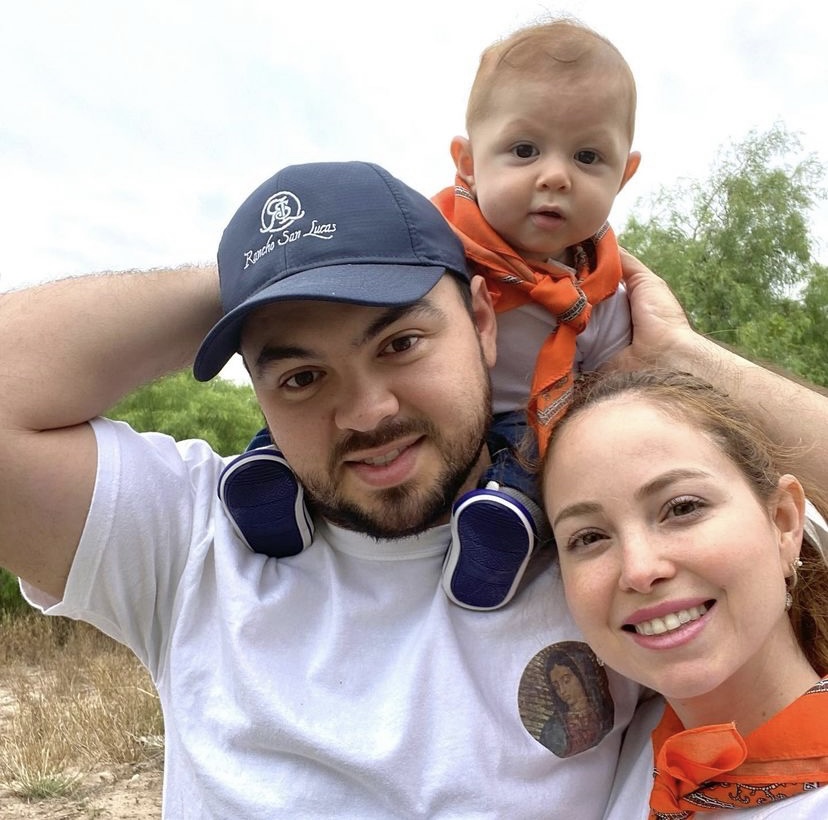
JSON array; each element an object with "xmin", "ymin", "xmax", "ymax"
[{"xmin": 649, "ymin": 679, "xmax": 828, "ymax": 818}]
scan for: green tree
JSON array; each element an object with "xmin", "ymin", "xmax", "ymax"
[
  {"xmin": 621, "ymin": 124, "xmax": 828, "ymax": 384},
  {"xmin": 0, "ymin": 567, "xmax": 29, "ymax": 614},
  {"xmin": 107, "ymin": 369, "xmax": 263, "ymax": 456}
]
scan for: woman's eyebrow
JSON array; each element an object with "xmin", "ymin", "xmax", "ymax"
[
  {"xmin": 634, "ymin": 468, "xmax": 712, "ymax": 502},
  {"xmin": 551, "ymin": 501, "xmax": 602, "ymax": 529},
  {"xmin": 551, "ymin": 468, "xmax": 714, "ymax": 528}
]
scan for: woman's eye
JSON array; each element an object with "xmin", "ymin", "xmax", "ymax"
[
  {"xmin": 567, "ymin": 529, "xmax": 606, "ymax": 551},
  {"xmin": 666, "ymin": 496, "xmax": 704, "ymax": 518}
]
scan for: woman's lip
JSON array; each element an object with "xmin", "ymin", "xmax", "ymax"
[
  {"xmin": 627, "ymin": 602, "xmax": 711, "ymax": 637},
  {"xmin": 628, "ymin": 606, "xmax": 711, "ymax": 648},
  {"xmin": 623, "ymin": 597, "xmax": 712, "ymax": 627}
]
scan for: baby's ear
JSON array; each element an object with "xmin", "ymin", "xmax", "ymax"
[
  {"xmin": 450, "ymin": 136, "xmax": 476, "ymax": 190},
  {"xmin": 774, "ymin": 474, "xmax": 806, "ymax": 566},
  {"xmin": 619, "ymin": 151, "xmax": 641, "ymax": 191}
]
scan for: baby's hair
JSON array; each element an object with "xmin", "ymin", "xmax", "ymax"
[
  {"xmin": 544, "ymin": 369, "xmax": 828, "ymax": 675},
  {"xmin": 465, "ymin": 16, "xmax": 636, "ymax": 141}
]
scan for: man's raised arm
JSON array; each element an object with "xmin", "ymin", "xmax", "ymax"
[
  {"xmin": 613, "ymin": 249, "xmax": 828, "ymax": 489},
  {"xmin": 0, "ymin": 264, "xmax": 222, "ymax": 599}
]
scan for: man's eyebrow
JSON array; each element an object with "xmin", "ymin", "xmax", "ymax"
[
  {"xmin": 252, "ymin": 298, "xmax": 445, "ymax": 375},
  {"xmin": 360, "ymin": 299, "xmax": 443, "ymax": 345},
  {"xmin": 254, "ymin": 344, "xmax": 314, "ymax": 374}
]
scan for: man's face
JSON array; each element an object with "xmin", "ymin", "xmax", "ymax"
[{"xmin": 240, "ymin": 275, "xmax": 497, "ymax": 539}]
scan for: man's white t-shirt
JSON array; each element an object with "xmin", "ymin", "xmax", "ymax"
[{"xmin": 24, "ymin": 417, "xmax": 640, "ymax": 819}]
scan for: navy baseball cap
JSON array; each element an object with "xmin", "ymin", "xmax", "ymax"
[{"xmin": 193, "ymin": 161, "xmax": 470, "ymax": 381}]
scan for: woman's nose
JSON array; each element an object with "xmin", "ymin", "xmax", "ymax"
[{"xmin": 617, "ymin": 535, "xmax": 675, "ymax": 593}]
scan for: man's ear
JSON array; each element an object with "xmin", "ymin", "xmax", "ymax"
[
  {"xmin": 773, "ymin": 474, "xmax": 806, "ymax": 570},
  {"xmin": 450, "ymin": 136, "xmax": 476, "ymax": 190},
  {"xmin": 470, "ymin": 275, "xmax": 497, "ymax": 368},
  {"xmin": 618, "ymin": 151, "xmax": 641, "ymax": 192}
]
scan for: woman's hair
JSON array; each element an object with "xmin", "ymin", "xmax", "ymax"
[{"xmin": 544, "ymin": 369, "xmax": 828, "ymax": 675}]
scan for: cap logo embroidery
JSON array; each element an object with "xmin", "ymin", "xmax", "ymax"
[
  {"xmin": 260, "ymin": 191, "xmax": 305, "ymax": 233},
  {"xmin": 243, "ymin": 189, "xmax": 338, "ymax": 270}
]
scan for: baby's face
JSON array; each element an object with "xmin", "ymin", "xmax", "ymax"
[{"xmin": 465, "ymin": 75, "xmax": 637, "ymax": 264}]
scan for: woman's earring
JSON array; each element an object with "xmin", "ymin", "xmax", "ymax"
[
  {"xmin": 785, "ymin": 558, "xmax": 804, "ymax": 611},
  {"xmin": 790, "ymin": 558, "xmax": 803, "ymax": 589}
]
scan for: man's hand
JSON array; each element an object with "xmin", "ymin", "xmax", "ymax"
[
  {"xmin": 606, "ymin": 249, "xmax": 828, "ymax": 492},
  {"xmin": 610, "ymin": 248, "xmax": 697, "ymax": 372}
]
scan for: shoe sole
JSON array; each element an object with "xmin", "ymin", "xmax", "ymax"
[
  {"xmin": 442, "ymin": 490, "xmax": 535, "ymax": 611},
  {"xmin": 218, "ymin": 449, "xmax": 313, "ymax": 557}
]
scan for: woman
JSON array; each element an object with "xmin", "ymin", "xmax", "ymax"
[{"xmin": 541, "ymin": 370, "xmax": 828, "ymax": 818}]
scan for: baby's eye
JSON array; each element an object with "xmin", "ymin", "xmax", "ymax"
[
  {"xmin": 575, "ymin": 150, "xmax": 599, "ymax": 165},
  {"xmin": 513, "ymin": 143, "xmax": 539, "ymax": 159}
]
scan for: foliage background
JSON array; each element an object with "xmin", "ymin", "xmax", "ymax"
[
  {"xmin": 2, "ymin": 123, "xmax": 826, "ymax": 613},
  {"xmin": 105, "ymin": 369, "xmax": 262, "ymax": 456},
  {"xmin": 620, "ymin": 124, "xmax": 827, "ymax": 386}
]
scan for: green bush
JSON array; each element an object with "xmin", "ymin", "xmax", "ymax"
[
  {"xmin": 0, "ymin": 568, "xmax": 28, "ymax": 615},
  {"xmin": 108, "ymin": 370, "xmax": 263, "ymax": 456}
]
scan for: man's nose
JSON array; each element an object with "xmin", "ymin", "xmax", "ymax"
[{"xmin": 334, "ymin": 377, "xmax": 400, "ymax": 432}]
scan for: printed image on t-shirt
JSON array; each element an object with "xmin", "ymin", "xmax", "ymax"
[{"xmin": 518, "ymin": 640, "xmax": 614, "ymax": 757}]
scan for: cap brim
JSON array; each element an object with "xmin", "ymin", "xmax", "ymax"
[{"xmin": 193, "ymin": 263, "xmax": 447, "ymax": 381}]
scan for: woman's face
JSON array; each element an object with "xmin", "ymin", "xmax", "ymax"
[{"xmin": 543, "ymin": 396, "xmax": 803, "ymax": 705}]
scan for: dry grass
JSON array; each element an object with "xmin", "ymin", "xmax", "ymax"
[{"xmin": 0, "ymin": 613, "xmax": 163, "ymax": 802}]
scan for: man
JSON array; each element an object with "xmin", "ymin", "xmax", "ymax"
[{"xmin": 0, "ymin": 161, "xmax": 826, "ymax": 818}]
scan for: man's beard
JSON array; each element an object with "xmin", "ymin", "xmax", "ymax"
[{"xmin": 297, "ymin": 375, "xmax": 492, "ymax": 540}]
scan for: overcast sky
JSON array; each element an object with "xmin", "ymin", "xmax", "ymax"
[{"xmin": 2, "ymin": 0, "xmax": 826, "ymax": 300}]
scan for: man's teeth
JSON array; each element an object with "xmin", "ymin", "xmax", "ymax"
[
  {"xmin": 361, "ymin": 448, "xmax": 401, "ymax": 466},
  {"xmin": 634, "ymin": 604, "xmax": 708, "ymax": 636}
]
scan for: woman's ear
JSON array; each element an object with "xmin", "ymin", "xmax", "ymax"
[
  {"xmin": 450, "ymin": 136, "xmax": 476, "ymax": 190},
  {"xmin": 773, "ymin": 474, "xmax": 807, "ymax": 569}
]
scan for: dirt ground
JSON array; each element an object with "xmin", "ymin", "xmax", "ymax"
[
  {"xmin": 0, "ymin": 680, "xmax": 163, "ymax": 819},
  {"xmin": 0, "ymin": 760, "xmax": 162, "ymax": 819}
]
